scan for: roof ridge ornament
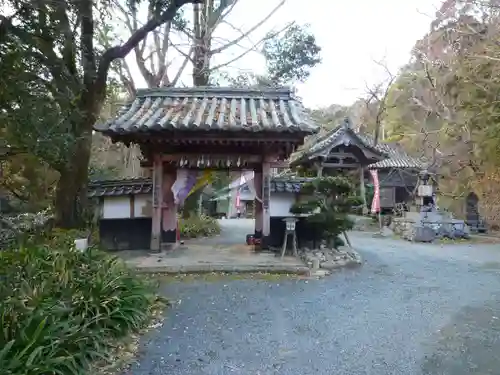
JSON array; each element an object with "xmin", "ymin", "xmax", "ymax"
[
  {"xmin": 134, "ymin": 86, "xmax": 295, "ymax": 100},
  {"xmin": 342, "ymin": 117, "xmax": 352, "ymax": 129}
]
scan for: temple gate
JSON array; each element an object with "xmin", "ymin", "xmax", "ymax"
[{"xmin": 95, "ymin": 87, "xmax": 318, "ymax": 251}]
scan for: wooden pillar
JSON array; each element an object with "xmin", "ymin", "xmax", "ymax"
[
  {"xmin": 262, "ymin": 161, "xmax": 271, "ymax": 241},
  {"xmin": 150, "ymin": 156, "xmax": 163, "ymax": 251},
  {"xmin": 254, "ymin": 167, "xmax": 263, "ymax": 239},
  {"xmin": 316, "ymin": 163, "xmax": 323, "ymax": 177},
  {"xmin": 161, "ymin": 166, "xmax": 178, "ymax": 249},
  {"xmin": 360, "ymin": 166, "xmax": 368, "ymax": 214}
]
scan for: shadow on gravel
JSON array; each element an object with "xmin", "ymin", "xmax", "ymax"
[{"xmin": 421, "ymin": 296, "xmax": 500, "ymax": 375}]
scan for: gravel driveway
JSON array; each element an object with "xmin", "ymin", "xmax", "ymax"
[{"xmin": 125, "ymin": 227, "xmax": 500, "ymax": 375}]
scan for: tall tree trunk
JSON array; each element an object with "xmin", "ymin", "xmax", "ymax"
[
  {"xmin": 54, "ymin": 124, "xmax": 93, "ymax": 228},
  {"xmin": 192, "ymin": 2, "xmax": 211, "ymax": 87},
  {"xmin": 183, "ymin": 2, "xmax": 213, "ymax": 214}
]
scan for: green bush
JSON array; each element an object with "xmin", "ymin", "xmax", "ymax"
[
  {"xmin": 0, "ymin": 210, "xmax": 53, "ymax": 250},
  {"xmin": 0, "ymin": 237, "xmax": 163, "ymax": 375},
  {"xmin": 179, "ymin": 214, "xmax": 221, "ymax": 238},
  {"xmin": 290, "ymin": 176, "xmax": 361, "ymax": 248}
]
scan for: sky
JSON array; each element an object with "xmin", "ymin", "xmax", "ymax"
[{"xmin": 123, "ymin": 0, "xmax": 444, "ymax": 108}]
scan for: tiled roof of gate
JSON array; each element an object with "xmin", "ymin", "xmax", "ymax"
[
  {"xmin": 291, "ymin": 117, "xmax": 424, "ymax": 170},
  {"xmin": 95, "ymin": 87, "xmax": 319, "ymax": 135}
]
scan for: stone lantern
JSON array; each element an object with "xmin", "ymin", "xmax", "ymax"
[{"xmin": 280, "ymin": 217, "xmax": 298, "ymax": 258}]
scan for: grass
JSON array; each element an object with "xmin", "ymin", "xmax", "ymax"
[{"xmin": 0, "ymin": 233, "xmax": 165, "ymax": 375}]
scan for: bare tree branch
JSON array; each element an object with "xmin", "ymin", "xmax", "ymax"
[
  {"xmin": 96, "ymin": 0, "xmax": 201, "ymax": 96},
  {"xmin": 208, "ymin": 23, "xmax": 291, "ymax": 73},
  {"xmin": 209, "ymin": 0, "xmax": 286, "ymax": 55},
  {"xmin": 171, "ymin": 46, "xmax": 194, "ymax": 86}
]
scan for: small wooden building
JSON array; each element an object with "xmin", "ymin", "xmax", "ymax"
[
  {"xmin": 290, "ymin": 118, "xmax": 423, "ymax": 210},
  {"xmin": 93, "ymin": 86, "xmax": 318, "ymax": 251},
  {"xmin": 88, "ymin": 178, "xmax": 153, "ymax": 250}
]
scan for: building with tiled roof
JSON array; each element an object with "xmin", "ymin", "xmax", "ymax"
[
  {"xmin": 290, "ymin": 117, "xmax": 424, "ymax": 170},
  {"xmin": 288, "ymin": 117, "xmax": 424, "ymax": 210}
]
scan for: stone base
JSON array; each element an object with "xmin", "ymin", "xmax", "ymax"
[
  {"xmin": 391, "ymin": 216, "xmax": 472, "ymax": 242},
  {"xmin": 300, "ymin": 245, "xmax": 362, "ymax": 271},
  {"xmin": 307, "ymin": 269, "xmax": 331, "ymax": 278},
  {"xmin": 160, "ymin": 242, "xmax": 180, "ymax": 251},
  {"xmin": 253, "ymin": 234, "xmax": 271, "ymax": 252}
]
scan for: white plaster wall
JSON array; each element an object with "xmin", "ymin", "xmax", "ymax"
[
  {"xmin": 228, "ymin": 187, "xmax": 237, "ymax": 217},
  {"xmin": 270, "ymin": 193, "xmax": 296, "ymax": 217},
  {"xmin": 134, "ymin": 194, "xmax": 151, "ymax": 217},
  {"xmin": 102, "ymin": 196, "xmax": 131, "ymax": 219},
  {"xmin": 240, "ymin": 191, "xmax": 254, "ymax": 201}
]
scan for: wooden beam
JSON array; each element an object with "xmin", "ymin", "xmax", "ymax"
[
  {"xmin": 322, "ymin": 162, "xmax": 360, "ymax": 168},
  {"xmin": 269, "ymin": 161, "xmax": 290, "ymax": 168},
  {"xmin": 160, "ymin": 154, "xmax": 263, "ymax": 162},
  {"xmin": 327, "ymin": 152, "xmax": 359, "ymax": 159}
]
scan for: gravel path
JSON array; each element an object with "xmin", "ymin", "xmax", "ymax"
[{"xmin": 125, "ymin": 227, "xmax": 500, "ymax": 375}]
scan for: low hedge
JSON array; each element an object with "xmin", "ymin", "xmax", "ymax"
[
  {"xmin": 0, "ymin": 233, "xmax": 164, "ymax": 375},
  {"xmin": 178, "ymin": 214, "xmax": 221, "ymax": 239}
]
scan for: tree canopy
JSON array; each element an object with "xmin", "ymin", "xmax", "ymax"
[
  {"xmin": 0, "ymin": 0, "xmax": 322, "ymax": 224},
  {"xmin": 0, "ymin": 0, "xmax": 201, "ymax": 226},
  {"xmin": 5, "ymin": 0, "xmax": 500, "ymax": 229}
]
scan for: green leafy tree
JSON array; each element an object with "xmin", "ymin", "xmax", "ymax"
[
  {"xmin": 0, "ymin": 0, "xmax": 201, "ymax": 228},
  {"xmin": 290, "ymin": 176, "xmax": 361, "ymax": 248},
  {"xmin": 263, "ymin": 24, "xmax": 322, "ymax": 85},
  {"xmin": 216, "ymin": 23, "xmax": 322, "ymax": 88}
]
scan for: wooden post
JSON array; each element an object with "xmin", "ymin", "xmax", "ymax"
[
  {"xmin": 254, "ymin": 167, "xmax": 263, "ymax": 240},
  {"xmin": 262, "ymin": 161, "xmax": 271, "ymax": 242},
  {"xmin": 316, "ymin": 162, "xmax": 323, "ymax": 177},
  {"xmin": 161, "ymin": 166, "xmax": 178, "ymax": 249},
  {"xmin": 130, "ymin": 195, "xmax": 135, "ymax": 218},
  {"xmin": 150, "ymin": 156, "xmax": 163, "ymax": 251},
  {"xmin": 359, "ymin": 166, "xmax": 367, "ymax": 214}
]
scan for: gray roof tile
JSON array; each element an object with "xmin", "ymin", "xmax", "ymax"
[
  {"xmin": 95, "ymin": 87, "xmax": 319, "ymax": 135},
  {"xmin": 367, "ymin": 157, "xmax": 425, "ymax": 170},
  {"xmin": 88, "ymin": 176, "xmax": 312, "ymax": 198},
  {"xmin": 270, "ymin": 180, "xmax": 304, "ymax": 193},
  {"xmin": 291, "ymin": 118, "xmax": 423, "ymax": 170},
  {"xmin": 88, "ymin": 178, "xmax": 152, "ymax": 197}
]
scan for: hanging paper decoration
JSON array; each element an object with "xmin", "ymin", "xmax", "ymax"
[
  {"xmin": 235, "ymin": 189, "xmax": 241, "ymax": 208},
  {"xmin": 171, "ymin": 169, "xmax": 199, "ymax": 205},
  {"xmin": 235, "ymin": 172, "xmax": 245, "ymax": 208},
  {"xmin": 187, "ymin": 170, "xmax": 213, "ymax": 198}
]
